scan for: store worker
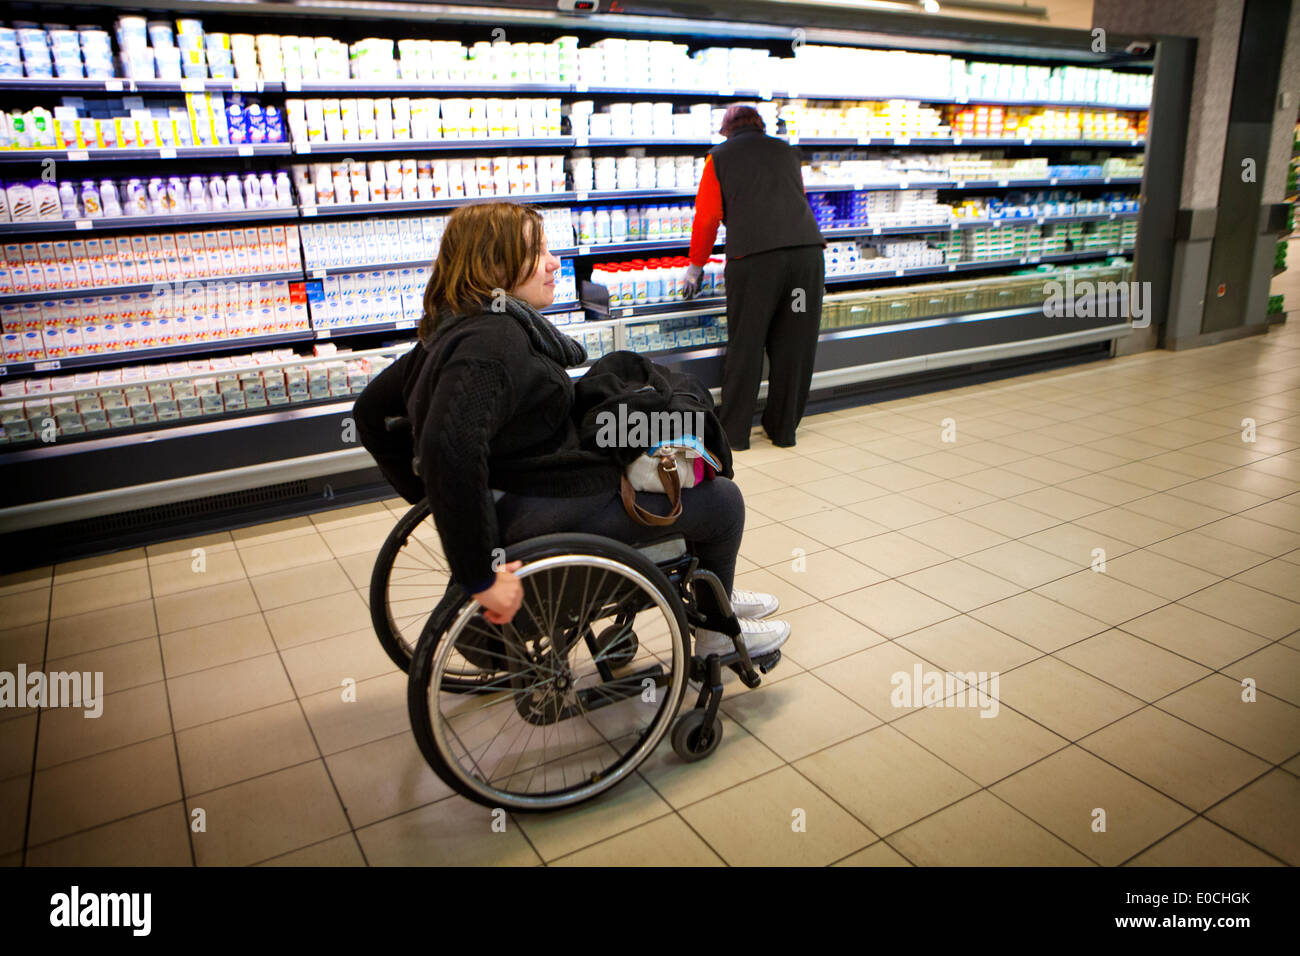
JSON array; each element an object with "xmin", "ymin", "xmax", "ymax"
[{"xmin": 684, "ymin": 104, "xmax": 826, "ymax": 449}]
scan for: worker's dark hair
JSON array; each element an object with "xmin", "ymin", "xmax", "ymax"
[{"xmin": 719, "ymin": 104, "xmax": 765, "ymax": 137}]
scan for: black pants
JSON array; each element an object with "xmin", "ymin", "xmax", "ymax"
[
  {"xmin": 495, "ymin": 477, "xmax": 745, "ymax": 594},
  {"xmin": 720, "ymin": 244, "xmax": 824, "ymax": 448}
]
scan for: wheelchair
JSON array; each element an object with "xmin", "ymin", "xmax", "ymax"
[{"xmin": 371, "ymin": 497, "xmax": 784, "ymax": 812}]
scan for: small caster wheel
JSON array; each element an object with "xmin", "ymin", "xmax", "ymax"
[
  {"xmin": 671, "ymin": 710, "xmax": 723, "ymax": 762},
  {"xmin": 593, "ymin": 625, "xmax": 638, "ymax": 669}
]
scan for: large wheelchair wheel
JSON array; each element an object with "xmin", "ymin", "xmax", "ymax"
[
  {"xmin": 408, "ymin": 533, "xmax": 690, "ymax": 811},
  {"xmin": 370, "ymin": 501, "xmax": 499, "ymax": 690}
]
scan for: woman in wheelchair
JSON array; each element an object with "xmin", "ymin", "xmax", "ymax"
[{"xmin": 354, "ymin": 202, "xmax": 790, "ymax": 658}]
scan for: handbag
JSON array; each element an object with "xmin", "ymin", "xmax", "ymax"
[{"xmin": 620, "ymin": 434, "xmax": 721, "ymax": 527}]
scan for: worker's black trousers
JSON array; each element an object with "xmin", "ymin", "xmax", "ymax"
[{"xmin": 719, "ymin": 244, "xmax": 824, "ymax": 449}]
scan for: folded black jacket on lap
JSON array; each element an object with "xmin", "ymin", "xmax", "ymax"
[
  {"xmin": 573, "ymin": 350, "xmax": 734, "ymax": 477},
  {"xmin": 354, "ymin": 301, "xmax": 619, "ymax": 594}
]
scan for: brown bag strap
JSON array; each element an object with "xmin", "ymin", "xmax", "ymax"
[{"xmin": 620, "ymin": 455, "xmax": 683, "ymax": 527}]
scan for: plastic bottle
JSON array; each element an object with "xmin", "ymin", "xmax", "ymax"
[
  {"xmin": 578, "ymin": 207, "xmax": 595, "ymax": 245},
  {"xmin": 631, "ymin": 259, "xmax": 648, "ymax": 304},
  {"xmin": 58, "ymin": 181, "xmax": 79, "ymax": 218},
  {"xmin": 243, "ymin": 173, "xmax": 262, "ymax": 208},
  {"xmin": 146, "ymin": 177, "xmax": 166, "ymax": 214},
  {"xmin": 226, "ymin": 174, "xmax": 246, "ymax": 210},
  {"xmin": 610, "ymin": 206, "xmax": 627, "ymax": 243},
  {"xmin": 594, "ymin": 207, "xmax": 611, "ymax": 244},
  {"xmin": 79, "ymin": 180, "xmax": 103, "ymax": 218},
  {"xmin": 645, "ymin": 258, "xmax": 663, "ymax": 303},
  {"xmin": 187, "ymin": 176, "xmax": 208, "ymax": 212},
  {"xmin": 208, "ymin": 176, "xmax": 228, "ymax": 210},
  {"xmin": 275, "ymin": 171, "xmax": 293, "ymax": 207},
  {"xmin": 165, "ymin": 176, "xmax": 186, "ymax": 213},
  {"xmin": 664, "ymin": 258, "xmax": 681, "ymax": 300},
  {"xmin": 647, "ymin": 205, "xmax": 661, "ymax": 239},
  {"xmin": 259, "ymin": 172, "xmax": 276, "ymax": 206},
  {"xmin": 626, "ymin": 205, "xmax": 641, "ymax": 241}
]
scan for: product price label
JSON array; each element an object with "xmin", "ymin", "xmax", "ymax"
[
  {"xmin": 578, "ymin": 245, "xmax": 591, "ymax": 255},
  {"xmin": 297, "ymin": 143, "xmax": 311, "ymax": 154},
  {"xmin": 181, "ymin": 78, "xmax": 204, "ymax": 92},
  {"xmin": 1131, "ymin": 138, "xmax": 1141, "ymax": 146},
  {"xmin": 948, "ymin": 264, "xmax": 957, "ymax": 271},
  {"xmin": 898, "ymin": 180, "xmax": 909, "ymax": 189},
  {"xmin": 575, "ymin": 82, "xmax": 588, "ymax": 93},
  {"xmin": 104, "ymin": 79, "xmax": 123, "ymax": 92},
  {"xmin": 758, "ymin": 88, "xmax": 773, "ymax": 101},
  {"xmin": 1049, "ymin": 177, "xmax": 1058, "ymax": 185},
  {"xmin": 954, "ymin": 180, "xmax": 965, "ymax": 188},
  {"xmin": 872, "ymin": 227, "xmax": 881, "ymax": 235},
  {"xmin": 720, "ymin": 87, "xmax": 735, "ymax": 96},
  {"xmin": 1104, "ymin": 176, "xmax": 1111, "ymax": 183},
  {"xmin": 788, "ymin": 135, "xmax": 799, "ymax": 145},
  {"xmin": 894, "ymin": 268, "xmax": 905, "ymax": 277},
  {"xmin": 317, "ymin": 329, "xmax": 330, "ymax": 339},
  {"xmin": 74, "ymin": 219, "xmax": 93, "ymax": 231},
  {"xmin": 238, "ymin": 145, "xmax": 254, "ymax": 157},
  {"xmin": 233, "ymin": 79, "xmax": 261, "ymax": 93},
  {"xmin": 35, "ymin": 360, "xmax": 60, "ymax": 371},
  {"xmin": 1023, "ymin": 137, "xmax": 1033, "ymax": 145},
  {"xmin": 575, "ymin": 191, "xmax": 589, "ymax": 201},
  {"xmin": 284, "ymin": 78, "xmax": 301, "ymax": 92},
  {"xmin": 301, "ymin": 205, "xmax": 318, "ymax": 216},
  {"xmin": 895, "ymin": 136, "xmax": 910, "ymax": 146},
  {"xmin": 857, "ymin": 136, "xmax": 871, "ymax": 146},
  {"xmin": 1109, "ymin": 213, "xmax": 1117, "ymax": 220},
  {"xmin": 1036, "ymin": 217, "xmax": 1045, "ymax": 225},
  {"xmin": 952, "ymin": 136, "xmax": 963, "ymax": 145},
  {"xmin": 159, "ymin": 147, "xmax": 177, "ymax": 159},
  {"xmin": 312, "ymin": 269, "xmax": 326, "ymax": 279},
  {"xmin": 574, "ymin": 135, "xmax": 588, "ymax": 147},
  {"xmin": 67, "ymin": 150, "xmax": 89, "ymax": 161},
  {"xmin": 1027, "ymin": 255, "xmax": 1041, "ymax": 263},
  {"xmin": 997, "ymin": 179, "xmax": 1009, "ymax": 187}
]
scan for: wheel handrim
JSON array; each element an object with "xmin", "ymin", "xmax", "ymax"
[{"xmin": 425, "ymin": 554, "xmax": 687, "ymax": 809}]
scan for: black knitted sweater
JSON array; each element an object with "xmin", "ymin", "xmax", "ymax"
[{"xmin": 354, "ymin": 302, "xmax": 619, "ymax": 593}]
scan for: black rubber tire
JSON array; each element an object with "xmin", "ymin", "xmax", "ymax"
[
  {"xmin": 593, "ymin": 621, "xmax": 640, "ymax": 669},
  {"xmin": 407, "ymin": 532, "xmax": 691, "ymax": 811},
  {"xmin": 671, "ymin": 710, "xmax": 723, "ymax": 762},
  {"xmin": 369, "ymin": 499, "xmax": 434, "ymax": 673}
]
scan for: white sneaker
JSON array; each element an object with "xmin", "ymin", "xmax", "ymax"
[
  {"xmin": 694, "ymin": 617, "xmax": 791, "ymax": 659},
  {"xmin": 730, "ymin": 588, "xmax": 779, "ymax": 619}
]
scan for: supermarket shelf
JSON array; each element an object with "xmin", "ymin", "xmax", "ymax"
[
  {"xmin": 298, "ymin": 191, "xmax": 578, "ymax": 217},
  {"xmin": 0, "ymin": 329, "xmax": 314, "ymax": 378},
  {"xmin": 786, "ymin": 136, "xmax": 1145, "ymax": 148},
  {"xmin": 312, "ymin": 320, "xmax": 418, "ymax": 339},
  {"xmin": 823, "ymin": 248, "xmax": 1132, "ymax": 286},
  {"xmin": 0, "ymin": 144, "xmax": 291, "ymax": 163},
  {"xmin": 0, "ymin": 78, "xmax": 275, "ymax": 93},
  {"xmin": 291, "ymin": 137, "xmax": 574, "ymax": 155},
  {"xmin": 305, "ymin": 259, "xmax": 431, "ymax": 277},
  {"xmin": 0, "ymin": 206, "xmax": 297, "ymax": 235},
  {"xmin": 819, "ymin": 211, "xmax": 1139, "ymax": 238},
  {"xmin": 588, "ymin": 296, "xmax": 727, "ymax": 320},
  {"xmin": 809, "ymin": 176, "xmax": 1144, "ymax": 193},
  {"xmin": 0, "ymin": 269, "xmax": 303, "ymax": 304},
  {"xmin": 584, "ymin": 137, "xmax": 716, "ymax": 147}
]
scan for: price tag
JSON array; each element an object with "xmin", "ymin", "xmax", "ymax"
[
  {"xmin": 284, "ymin": 78, "xmax": 301, "ymax": 92},
  {"xmin": 578, "ymin": 245, "xmax": 591, "ymax": 255},
  {"xmin": 896, "ymin": 136, "xmax": 910, "ymax": 146},
  {"xmin": 948, "ymin": 264, "xmax": 956, "ymax": 271},
  {"xmin": 952, "ymin": 136, "xmax": 963, "ymax": 145},
  {"xmin": 898, "ymin": 180, "xmax": 909, "ymax": 190},
  {"xmin": 1049, "ymin": 177, "xmax": 1058, "ymax": 185},
  {"xmin": 301, "ymin": 205, "xmax": 318, "ymax": 216},
  {"xmin": 159, "ymin": 147, "xmax": 177, "ymax": 159},
  {"xmin": 956, "ymin": 96, "xmax": 968, "ymax": 104},
  {"xmin": 955, "ymin": 180, "xmax": 965, "ymax": 189},
  {"xmin": 857, "ymin": 136, "xmax": 872, "ymax": 146},
  {"xmin": 1131, "ymin": 138, "xmax": 1141, "ymax": 146},
  {"xmin": 238, "ymin": 145, "xmax": 254, "ymax": 157},
  {"xmin": 312, "ymin": 269, "xmax": 326, "ymax": 279},
  {"xmin": 1036, "ymin": 217, "xmax": 1045, "ymax": 225},
  {"xmin": 1103, "ymin": 176, "xmax": 1112, "ymax": 183},
  {"xmin": 618, "ymin": 307, "xmax": 633, "ymax": 317},
  {"xmin": 895, "ymin": 268, "xmax": 905, "ymax": 277},
  {"xmin": 998, "ymin": 179, "xmax": 1009, "ymax": 187},
  {"xmin": 786, "ymin": 88, "xmax": 799, "ymax": 98},
  {"xmin": 1027, "ymin": 255, "xmax": 1041, "ymax": 263},
  {"xmin": 720, "ymin": 87, "xmax": 735, "ymax": 96},
  {"xmin": 852, "ymin": 182, "xmax": 864, "ymax": 192},
  {"xmin": 67, "ymin": 150, "xmax": 89, "ymax": 161},
  {"xmin": 576, "ymin": 191, "xmax": 589, "ymax": 201},
  {"xmin": 758, "ymin": 88, "xmax": 773, "ymax": 101},
  {"xmin": 297, "ymin": 142, "xmax": 312, "ymax": 154},
  {"xmin": 317, "ymin": 329, "xmax": 331, "ymax": 339},
  {"xmin": 35, "ymin": 360, "xmax": 61, "ymax": 371},
  {"xmin": 575, "ymin": 135, "xmax": 588, "ymax": 147},
  {"xmin": 181, "ymin": 78, "xmax": 204, "ymax": 92},
  {"xmin": 105, "ymin": 79, "xmax": 124, "ymax": 92},
  {"xmin": 788, "ymin": 135, "xmax": 799, "ymax": 145},
  {"xmin": 872, "ymin": 227, "xmax": 881, "ymax": 235},
  {"xmin": 1024, "ymin": 137, "xmax": 1033, "ymax": 145},
  {"xmin": 233, "ymin": 79, "xmax": 261, "ymax": 93},
  {"xmin": 70, "ymin": 218, "xmax": 94, "ymax": 232}
]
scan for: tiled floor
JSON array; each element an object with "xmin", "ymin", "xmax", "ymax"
[{"xmin": 3, "ymin": 321, "xmax": 1299, "ymax": 867}]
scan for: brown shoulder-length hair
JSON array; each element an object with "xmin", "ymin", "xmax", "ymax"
[
  {"xmin": 719, "ymin": 104, "xmax": 765, "ymax": 137},
  {"xmin": 419, "ymin": 201, "xmax": 544, "ymax": 340}
]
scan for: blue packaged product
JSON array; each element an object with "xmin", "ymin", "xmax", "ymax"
[
  {"xmin": 226, "ymin": 102, "xmax": 246, "ymax": 145},
  {"xmin": 245, "ymin": 103, "xmax": 266, "ymax": 144},
  {"xmin": 263, "ymin": 105, "xmax": 283, "ymax": 143}
]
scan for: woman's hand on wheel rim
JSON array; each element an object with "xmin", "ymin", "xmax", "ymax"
[{"xmin": 474, "ymin": 561, "xmax": 524, "ymax": 624}]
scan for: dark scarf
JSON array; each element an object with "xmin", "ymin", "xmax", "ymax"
[{"xmin": 429, "ymin": 295, "xmax": 586, "ymax": 368}]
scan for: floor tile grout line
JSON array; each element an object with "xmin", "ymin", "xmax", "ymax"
[{"xmin": 17, "ymin": 583, "xmax": 56, "ymax": 867}]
